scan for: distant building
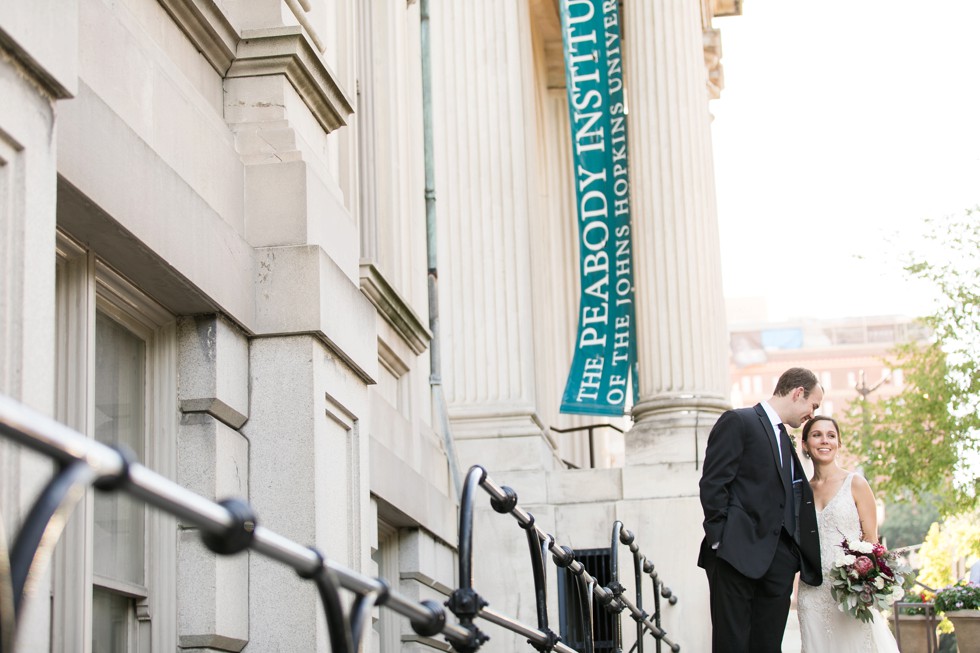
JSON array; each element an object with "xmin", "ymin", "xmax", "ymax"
[{"xmin": 728, "ymin": 314, "xmax": 931, "ymax": 417}]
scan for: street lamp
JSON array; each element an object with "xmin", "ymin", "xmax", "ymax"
[{"xmin": 855, "ymin": 368, "xmax": 890, "ymax": 444}]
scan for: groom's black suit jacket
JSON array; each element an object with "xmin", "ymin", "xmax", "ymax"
[{"xmin": 697, "ymin": 404, "xmax": 822, "ymax": 587}]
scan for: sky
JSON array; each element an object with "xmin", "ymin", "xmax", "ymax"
[{"xmin": 710, "ymin": 0, "xmax": 980, "ymax": 324}]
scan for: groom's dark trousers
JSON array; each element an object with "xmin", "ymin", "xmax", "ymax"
[{"xmin": 701, "ymin": 533, "xmax": 799, "ymax": 652}]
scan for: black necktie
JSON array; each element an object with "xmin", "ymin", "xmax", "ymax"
[
  {"xmin": 778, "ymin": 423, "xmax": 797, "ymax": 535},
  {"xmin": 778, "ymin": 423, "xmax": 792, "ymax": 471}
]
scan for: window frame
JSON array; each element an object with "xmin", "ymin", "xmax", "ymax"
[
  {"xmin": 372, "ymin": 520, "xmax": 401, "ymax": 652},
  {"xmin": 51, "ymin": 231, "xmax": 178, "ymax": 653}
]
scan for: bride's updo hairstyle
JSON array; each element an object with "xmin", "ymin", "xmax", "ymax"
[{"xmin": 801, "ymin": 415, "xmax": 842, "ymax": 457}]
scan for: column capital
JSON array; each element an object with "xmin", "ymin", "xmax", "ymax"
[
  {"xmin": 632, "ymin": 392, "xmax": 729, "ymax": 423},
  {"xmin": 626, "ymin": 404, "xmax": 726, "ymax": 467}
]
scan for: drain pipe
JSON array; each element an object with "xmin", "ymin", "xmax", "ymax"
[{"xmin": 421, "ymin": 0, "xmax": 463, "ymax": 500}]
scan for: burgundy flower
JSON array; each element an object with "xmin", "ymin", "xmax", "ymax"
[
  {"xmin": 879, "ymin": 560, "xmax": 894, "ymax": 579},
  {"xmin": 854, "ymin": 556, "xmax": 874, "ymax": 576},
  {"xmin": 872, "ymin": 543, "xmax": 886, "ymax": 557}
]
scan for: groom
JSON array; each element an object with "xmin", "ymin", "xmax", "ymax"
[{"xmin": 698, "ymin": 367, "xmax": 824, "ymax": 652}]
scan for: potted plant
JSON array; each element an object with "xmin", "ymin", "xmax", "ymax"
[
  {"xmin": 934, "ymin": 581, "xmax": 980, "ymax": 652},
  {"xmin": 892, "ymin": 589, "xmax": 938, "ymax": 653}
]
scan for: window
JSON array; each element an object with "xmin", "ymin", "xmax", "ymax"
[
  {"xmin": 372, "ymin": 521, "xmax": 401, "ymax": 652},
  {"xmin": 52, "ymin": 233, "xmax": 177, "ymax": 652},
  {"xmin": 821, "ymin": 371, "xmax": 832, "ymax": 391},
  {"xmin": 92, "ymin": 311, "xmax": 147, "ymax": 651},
  {"xmin": 867, "ymin": 325, "xmax": 896, "ymax": 344}
]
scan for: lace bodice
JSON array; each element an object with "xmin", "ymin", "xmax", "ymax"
[
  {"xmin": 797, "ymin": 473, "xmax": 898, "ymax": 653},
  {"xmin": 815, "ymin": 473, "xmax": 863, "ymax": 574}
]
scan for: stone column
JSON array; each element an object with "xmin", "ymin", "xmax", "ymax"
[
  {"xmin": 429, "ymin": 1, "xmax": 560, "ymax": 471},
  {"xmin": 615, "ymin": 5, "xmax": 730, "ymax": 649},
  {"xmin": 622, "ymin": 0, "xmax": 730, "ymax": 465},
  {"xmin": 243, "ymin": 335, "xmax": 371, "ymax": 653}
]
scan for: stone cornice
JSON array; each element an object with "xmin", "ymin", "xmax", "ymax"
[
  {"xmin": 359, "ymin": 263, "xmax": 431, "ymax": 355},
  {"xmin": 226, "ymin": 26, "xmax": 354, "ymax": 134},
  {"xmin": 0, "ymin": 30, "xmax": 72, "ymax": 99},
  {"xmin": 157, "ymin": 0, "xmax": 238, "ymax": 75}
]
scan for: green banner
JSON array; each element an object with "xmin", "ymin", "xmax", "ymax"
[{"xmin": 559, "ymin": 0, "xmax": 638, "ymax": 416}]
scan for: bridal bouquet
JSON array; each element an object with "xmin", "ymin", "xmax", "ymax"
[{"xmin": 828, "ymin": 538, "xmax": 912, "ymax": 623}]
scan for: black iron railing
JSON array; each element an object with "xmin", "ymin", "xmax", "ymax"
[
  {"xmin": 609, "ymin": 521, "xmax": 678, "ymax": 653},
  {"xmin": 0, "ymin": 394, "xmax": 679, "ymax": 652},
  {"xmin": 456, "ymin": 467, "xmax": 681, "ymax": 652}
]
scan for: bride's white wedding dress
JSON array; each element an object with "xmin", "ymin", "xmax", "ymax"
[{"xmin": 797, "ymin": 473, "xmax": 899, "ymax": 652}]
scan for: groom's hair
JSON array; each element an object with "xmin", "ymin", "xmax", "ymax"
[{"xmin": 773, "ymin": 367, "xmax": 820, "ymax": 398}]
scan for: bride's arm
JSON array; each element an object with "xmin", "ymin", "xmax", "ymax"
[{"xmin": 851, "ymin": 474, "xmax": 880, "ymax": 543}]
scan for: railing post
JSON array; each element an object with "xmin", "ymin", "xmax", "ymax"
[
  {"xmin": 9, "ymin": 461, "xmax": 97, "ymax": 620},
  {"xmin": 487, "ymin": 480, "xmax": 561, "ymax": 650},
  {"xmin": 609, "ymin": 521, "xmax": 625, "ymax": 652},
  {"xmin": 446, "ymin": 466, "xmax": 491, "ymax": 652},
  {"xmin": 631, "ymin": 547, "xmax": 645, "ymax": 653},
  {"xmin": 608, "ymin": 520, "xmax": 680, "ymax": 652}
]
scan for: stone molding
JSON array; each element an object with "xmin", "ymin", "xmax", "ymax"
[
  {"xmin": 0, "ymin": 29, "xmax": 72, "ymax": 99},
  {"xmin": 177, "ymin": 315, "xmax": 250, "ymax": 429},
  {"xmin": 399, "ymin": 571, "xmax": 454, "ymax": 596},
  {"xmin": 359, "ymin": 262, "xmax": 431, "ymax": 356},
  {"xmin": 157, "ymin": 0, "xmax": 238, "ymax": 75},
  {"xmin": 369, "ymin": 436, "xmax": 457, "ymax": 546},
  {"xmin": 254, "ymin": 245, "xmax": 377, "ymax": 385},
  {"xmin": 448, "ymin": 405, "xmax": 550, "ymax": 441},
  {"xmin": 632, "ymin": 392, "xmax": 730, "ymax": 420},
  {"xmin": 227, "ymin": 26, "xmax": 354, "ymax": 134}
]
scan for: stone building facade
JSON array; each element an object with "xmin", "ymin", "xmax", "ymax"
[{"xmin": 0, "ymin": 1, "xmax": 737, "ymax": 651}]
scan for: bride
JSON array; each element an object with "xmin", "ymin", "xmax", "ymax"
[{"xmin": 796, "ymin": 415, "xmax": 899, "ymax": 652}]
